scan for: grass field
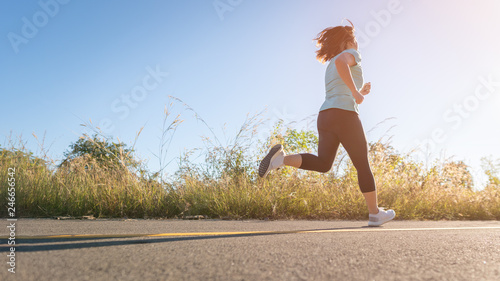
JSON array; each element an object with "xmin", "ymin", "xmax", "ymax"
[{"xmin": 1, "ymin": 111, "xmax": 499, "ymax": 220}]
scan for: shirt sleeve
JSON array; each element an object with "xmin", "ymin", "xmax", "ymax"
[{"xmin": 343, "ymin": 49, "xmax": 362, "ymax": 64}]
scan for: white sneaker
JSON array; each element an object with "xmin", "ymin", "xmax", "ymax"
[
  {"xmin": 368, "ymin": 207, "xmax": 396, "ymax": 227},
  {"xmin": 258, "ymin": 144, "xmax": 285, "ymax": 178}
]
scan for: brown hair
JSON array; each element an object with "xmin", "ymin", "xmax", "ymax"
[{"xmin": 314, "ymin": 19, "xmax": 356, "ymax": 64}]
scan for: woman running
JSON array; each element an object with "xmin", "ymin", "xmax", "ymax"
[{"xmin": 258, "ymin": 20, "xmax": 395, "ymax": 226}]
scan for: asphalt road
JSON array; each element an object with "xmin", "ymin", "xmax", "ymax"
[{"xmin": 1, "ymin": 219, "xmax": 499, "ymax": 281}]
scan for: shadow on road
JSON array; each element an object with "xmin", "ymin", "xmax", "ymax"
[{"xmin": 1, "ymin": 226, "xmax": 369, "ymax": 252}]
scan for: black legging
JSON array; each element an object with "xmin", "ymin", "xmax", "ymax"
[{"xmin": 299, "ymin": 108, "xmax": 376, "ymax": 193}]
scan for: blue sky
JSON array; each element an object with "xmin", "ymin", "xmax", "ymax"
[{"xmin": 2, "ymin": 0, "xmax": 500, "ymax": 189}]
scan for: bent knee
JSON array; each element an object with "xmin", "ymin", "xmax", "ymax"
[{"xmin": 318, "ymin": 165, "xmax": 332, "ymax": 173}]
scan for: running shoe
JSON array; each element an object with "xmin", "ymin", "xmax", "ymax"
[
  {"xmin": 258, "ymin": 144, "xmax": 285, "ymax": 178},
  {"xmin": 368, "ymin": 207, "xmax": 396, "ymax": 227}
]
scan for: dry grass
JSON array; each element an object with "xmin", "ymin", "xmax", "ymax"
[{"xmin": 1, "ymin": 108, "xmax": 499, "ymax": 220}]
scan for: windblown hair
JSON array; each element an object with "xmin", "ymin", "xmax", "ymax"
[{"xmin": 314, "ymin": 19, "xmax": 356, "ymax": 64}]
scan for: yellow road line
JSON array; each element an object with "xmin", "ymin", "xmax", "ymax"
[{"xmin": 1, "ymin": 226, "xmax": 499, "ymax": 240}]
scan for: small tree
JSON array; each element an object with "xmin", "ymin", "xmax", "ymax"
[
  {"xmin": 59, "ymin": 134, "xmax": 141, "ymax": 172},
  {"xmin": 481, "ymin": 157, "xmax": 500, "ymax": 186},
  {"xmin": 0, "ymin": 145, "xmax": 46, "ymax": 168},
  {"xmin": 440, "ymin": 160, "xmax": 474, "ymax": 189}
]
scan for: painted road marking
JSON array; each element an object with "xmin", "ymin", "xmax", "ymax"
[{"xmin": 1, "ymin": 226, "xmax": 499, "ymax": 240}]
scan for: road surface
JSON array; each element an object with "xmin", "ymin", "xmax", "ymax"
[{"xmin": 1, "ymin": 219, "xmax": 499, "ymax": 280}]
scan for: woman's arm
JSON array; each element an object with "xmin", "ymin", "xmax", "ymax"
[{"xmin": 335, "ymin": 53, "xmax": 364, "ymax": 104}]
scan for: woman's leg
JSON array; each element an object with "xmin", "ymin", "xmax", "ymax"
[
  {"xmin": 361, "ymin": 191, "xmax": 379, "ymax": 215},
  {"xmin": 283, "ymin": 154, "xmax": 302, "ymax": 168},
  {"xmin": 284, "ymin": 132, "xmax": 340, "ymax": 171},
  {"xmin": 284, "ymin": 109, "xmax": 341, "ymax": 172},
  {"xmin": 281, "ymin": 108, "xmax": 379, "ymax": 214},
  {"xmin": 333, "ymin": 110, "xmax": 379, "ymax": 214}
]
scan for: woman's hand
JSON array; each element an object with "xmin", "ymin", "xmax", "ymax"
[
  {"xmin": 352, "ymin": 90, "xmax": 365, "ymax": 104},
  {"xmin": 360, "ymin": 82, "xmax": 371, "ymax": 95}
]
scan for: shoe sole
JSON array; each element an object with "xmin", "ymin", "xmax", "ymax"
[
  {"xmin": 368, "ymin": 211, "xmax": 396, "ymax": 227},
  {"xmin": 258, "ymin": 144, "xmax": 282, "ymax": 178}
]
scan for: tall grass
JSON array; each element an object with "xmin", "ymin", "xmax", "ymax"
[{"xmin": 1, "ymin": 105, "xmax": 499, "ymax": 220}]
